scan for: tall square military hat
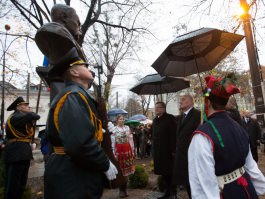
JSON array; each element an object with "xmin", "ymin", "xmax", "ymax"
[{"xmin": 7, "ymin": 96, "xmax": 29, "ymax": 111}]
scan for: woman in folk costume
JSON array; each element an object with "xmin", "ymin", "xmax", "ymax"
[
  {"xmin": 109, "ymin": 115, "xmax": 135, "ymax": 198},
  {"xmin": 188, "ymin": 73, "xmax": 265, "ymax": 199}
]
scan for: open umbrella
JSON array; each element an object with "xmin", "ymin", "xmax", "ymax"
[
  {"xmin": 107, "ymin": 108, "xmax": 128, "ymax": 116},
  {"xmin": 107, "ymin": 108, "xmax": 128, "ymax": 122},
  {"xmin": 124, "ymin": 120, "xmax": 140, "ymax": 127},
  {"xmin": 151, "ymin": 28, "xmax": 244, "ymax": 81},
  {"xmin": 129, "ymin": 114, "xmax": 147, "ymax": 121},
  {"xmin": 130, "ymin": 73, "xmax": 190, "ymax": 95}
]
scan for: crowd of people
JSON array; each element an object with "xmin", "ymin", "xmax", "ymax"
[{"xmin": 1, "ymin": 3, "xmax": 265, "ymax": 199}]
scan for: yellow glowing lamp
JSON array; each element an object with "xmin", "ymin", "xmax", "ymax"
[{"xmin": 235, "ymin": 6, "xmax": 246, "ymax": 17}]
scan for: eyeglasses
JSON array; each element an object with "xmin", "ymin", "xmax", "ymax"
[{"xmin": 155, "ymin": 106, "xmax": 165, "ymax": 109}]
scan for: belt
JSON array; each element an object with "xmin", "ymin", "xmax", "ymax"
[
  {"xmin": 54, "ymin": 146, "xmax": 66, "ymax": 155},
  {"xmin": 8, "ymin": 138, "xmax": 31, "ymax": 143},
  {"xmin": 116, "ymin": 137, "xmax": 129, "ymax": 144},
  {"xmin": 217, "ymin": 167, "xmax": 245, "ymax": 191}
]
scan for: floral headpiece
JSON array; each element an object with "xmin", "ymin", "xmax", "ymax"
[
  {"xmin": 202, "ymin": 73, "xmax": 240, "ymax": 148},
  {"xmin": 204, "ymin": 73, "xmax": 240, "ymax": 99}
]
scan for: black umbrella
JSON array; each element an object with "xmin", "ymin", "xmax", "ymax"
[
  {"xmin": 130, "ymin": 73, "xmax": 190, "ymax": 95},
  {"xmin": 151, "ymin": 28, "xmax": 244, "ymax": 82}
]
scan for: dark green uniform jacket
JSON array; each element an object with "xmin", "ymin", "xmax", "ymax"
[
  {"xmin": 4, "ymin": 111, "xmax": 40, "ymax": 163},
  {"xmin": 44, "ymin": 82, "xmax": 110, "ymax": 199}
]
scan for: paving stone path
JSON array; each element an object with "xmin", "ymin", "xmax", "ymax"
[{"xmin": 28, "ymin": 146, "xmax": 265, "ymax": 199}]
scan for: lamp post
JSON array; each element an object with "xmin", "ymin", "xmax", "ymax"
[
  {"xmin": 239, "ymin": 0, "xmax": 265, "ymax": 127},
  {"xmin": 94, "ymin": 41, "xmax": 104, "ymax": 103},
  {"xmin": 1, "ymin": 24, "xmax": 10, "ymax": 133}
]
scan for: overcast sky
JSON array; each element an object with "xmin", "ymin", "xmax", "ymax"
[
  {"xmin": 1, "ymin": 0, "xmax": 264, "ymax": 102},
  {"xmin": 109, "ymin": 0, "xmax": 265, "ymax": 100}
]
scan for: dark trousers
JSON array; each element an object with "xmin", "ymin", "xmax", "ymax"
[
  {"xmin": 135, "ymin": 141, "xmax": 140, "ymax": 157},
  {"xmin": 4, "ymin": 160, "xmax": 31, "ymax": 199},
  {"xmin": 251, "ymin": 148, "xmax": 258, "ymax": 162},
  {"xmin": 186, "ymin": 184, "xmax": 191, "ymax": 199},
  {"xmin": 162, "ymin": 174, "xmax": 176, "ymax": 196}
]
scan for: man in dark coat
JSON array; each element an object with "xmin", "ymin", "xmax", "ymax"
[
  {"xmin": 152, "ymin": 102, "xmax": 177, "ymax": 199},
  {"xmin": 43, "ymin": 48, "xmax": 117, "ymax": 199},
  {"xmin": 241, "ymin": 110, "xmax": 261, "ymax": 162},
  {"xmin": 4, "ymin": 97, "xmax": 40, "ymax": 199},
  {"xmin": 225, "ymin": 96, "xmax": 242, "ymax": 126},
  {"xmin": 173, "ymin": 94, "xmax": 201, "ymax": 199}
]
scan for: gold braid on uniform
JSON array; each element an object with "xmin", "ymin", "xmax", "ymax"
[
  {"xmin": 7, "ymin": 114, "xmax": 34, "ymax": 139},
  {"xmin": 53, "ymin": 92, "xmax": 103, "ymax": 143}
]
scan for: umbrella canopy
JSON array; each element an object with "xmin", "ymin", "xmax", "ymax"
[
  {"xmin": 129, "ymin": 114, "xmax": 147, "ymax": 121},
  {"xmin": 130, "ymin": 73, "xmax": 190, "ymax": 95},
  {"xmin": 140, "ymin": 119, "xmax": 152, "ymax": 125},
  {"xmin": 152, "ymin": 28, "xmax": 244, "ymax": 77},
  {"xmin": 107, "ymin": 108, "xmax": 128, "ymax": 116},
  {"xmin": 124, "ymin": 120, "xmax": 140, "ymax": 127}
]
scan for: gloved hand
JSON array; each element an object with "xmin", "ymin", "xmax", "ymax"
[
  {"xmin": 104, "ymin": 160, "xmax": 118, "ymax": 180},
  {"xmin": 108, "ymin": 122, "xmax": 115, "ymax": 133}
]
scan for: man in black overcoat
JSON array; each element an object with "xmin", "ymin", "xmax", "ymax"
[
  {"xmin": 241, "ymin": 110, "xmax": 261, "ymax": 162},
  {"xmin": 152, "ymin": 102, "xmax": 177, "ymax": 199},
  {"xmin": 4, "ymin": 97, "xmax": 40, "ymax": 199},
  {"xmin": 173, "ymin": 94, "xmax": 201, "ymax": 199}
]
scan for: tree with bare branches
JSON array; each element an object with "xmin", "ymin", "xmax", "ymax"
[{"xmin": 4, "ymin": 0, "xmax": 152, "ymax": 105}]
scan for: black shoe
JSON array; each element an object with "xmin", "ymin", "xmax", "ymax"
[
  {"xmin": 119, "ymin": 190, "xmax": 126, "ymax": 198},
  {"xmin": 119, "ymin": 192, "xmax": 126, "ymax": 198},
  {"xmin": 157, "ymin": 193, "xmax": 170, "ymax": 199}
]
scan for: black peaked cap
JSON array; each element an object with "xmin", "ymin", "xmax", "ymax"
[
  {"xmin": 48, "ymin": 47, "xmax": 88, "ymax": 77},
  {"xmin": 7, "ymin": 96, "xmax": 29, "ymax": 111}
]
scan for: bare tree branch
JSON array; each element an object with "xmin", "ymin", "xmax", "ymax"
[
  {"xmin": 96, "ymin": 19, "xmax": 147, "ymax": 32},
  {"xmin": 31, "ymin": 1, "xmax": 43, "ymax": 25},
  {"xmin": 65, "ymin": 0, "xmax": 71, "ymax": 6},
  {"xmin": 41, "ymin": 0, "xmax": 51, "ymax": 16},
  {"xmin": 10, "ymin": 0, "xmax": 40, "ymax": 29},
  {"xmin": 79, "ymin": 0, "xmax": 98, "ymax": 45},
  {"xmin": 33, "ymin": 0, "xmax": 50, "ymax": 22},
  {"xmin": 0, "ymin": 32, "xmax": 34, "ymax": 40}
]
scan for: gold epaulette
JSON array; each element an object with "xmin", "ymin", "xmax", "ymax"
[
  {"xmin": 8, "ymin": 138, "xmax": 31, "ymax": 144},
  {"xmin": 53, "ymin": 146, "xmax": 66, "ymax": 155}
]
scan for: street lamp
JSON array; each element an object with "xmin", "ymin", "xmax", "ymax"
[
  {"xmin": 1, "ymin": 24, "xmax": 10, "ymax": 133},
  {"xmin": 239, "ymin": 0, "xmax": 265, "ymax": 127},
  {"xmin": 94, "ymin": 41, "xmax": 104, "ymax": 103}
]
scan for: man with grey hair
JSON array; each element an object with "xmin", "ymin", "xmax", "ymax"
[
  {"xmin": 173, "ymin": 94, "xmax": 201, "ymax": 199},
  {"xmin": 241, "ymin": 110, "xmax": 261, "ymax": 162}
]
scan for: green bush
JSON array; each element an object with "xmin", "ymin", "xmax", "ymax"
[
  {"xmin": 129, "ymin": 165, "xmax": 149, "ymax": 188},
  {"xmin": 0, "ymin": 186, "xmax": 4, "ymax": 199},
  {"xmin": 150, "ymin": 160, "xmax": 154, "ymax": 172}
]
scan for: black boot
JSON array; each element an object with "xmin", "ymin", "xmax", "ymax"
[
  {"xmin": 119, "ymin": 187, "xmax": 126, "ymax": 198},
  {"xmin": 119, "ymin": 183, "xmax": 128, "ymax": 198},
  {"xmin": 157, "ymin": 192, "xmax": 170, "ymax": 199},
  {"xmin": 123, "ymin": 184, "xmax": 129, "ymax": 197}
]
